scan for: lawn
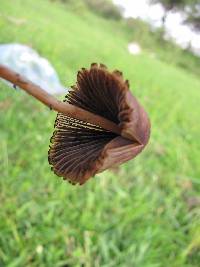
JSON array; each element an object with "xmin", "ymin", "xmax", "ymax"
[{"xmin": 0, "ymin": 0, "xmax": 200, "ymax": 266}]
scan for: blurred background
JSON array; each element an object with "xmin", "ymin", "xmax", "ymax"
[{"xmin": 0, "ymin": 0, "xmax": 200, "ymax": 266}]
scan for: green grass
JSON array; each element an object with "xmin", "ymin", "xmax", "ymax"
[{"xmin": 0, "ymin": 0, "xmax": 200, "ymax": 266}]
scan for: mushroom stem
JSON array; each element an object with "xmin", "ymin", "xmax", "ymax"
[{"xmin": 0, "ymin": 64, "xmax": 121, "ymax": 135}]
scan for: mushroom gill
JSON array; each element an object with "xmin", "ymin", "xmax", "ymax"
[{"xmin": 48, "ymin": 63, "xmax": 150, "ymax": 185}]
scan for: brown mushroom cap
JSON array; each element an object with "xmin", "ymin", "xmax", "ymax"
[{"xmin": 48, "ymin": 63, "xmax": 150, "ymax": 185}]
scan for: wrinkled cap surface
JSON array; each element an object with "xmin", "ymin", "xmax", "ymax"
[{"xmin": 48, "ymin": 63, "xmax": 150, "ymax": 185}]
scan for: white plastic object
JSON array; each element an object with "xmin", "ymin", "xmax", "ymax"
[{"xmin": 0, "ymin": 43, "xmax": 66, "ymax": 95}]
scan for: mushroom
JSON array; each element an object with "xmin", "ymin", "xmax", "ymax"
[
  {"xmin": 48, "ymin": 63, "xmax": 150, "ymax": 185},
  {"xmin": 0, "ymin": 63, "xmax": 150, "ymax": 185}
]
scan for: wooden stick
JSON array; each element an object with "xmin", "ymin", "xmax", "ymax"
[{"xmin": 0, "ymin": 64, "xmax": 121, "ymax": 135}]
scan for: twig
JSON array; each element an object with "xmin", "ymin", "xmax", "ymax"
[{"xmin": 0, "ymin": 64, "xmax": 121, "ymax": 135}]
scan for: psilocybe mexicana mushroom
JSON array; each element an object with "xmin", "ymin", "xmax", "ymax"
[{"xmin": 0, "ymin": 63, "xmax": 150, "ymax": 185}]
